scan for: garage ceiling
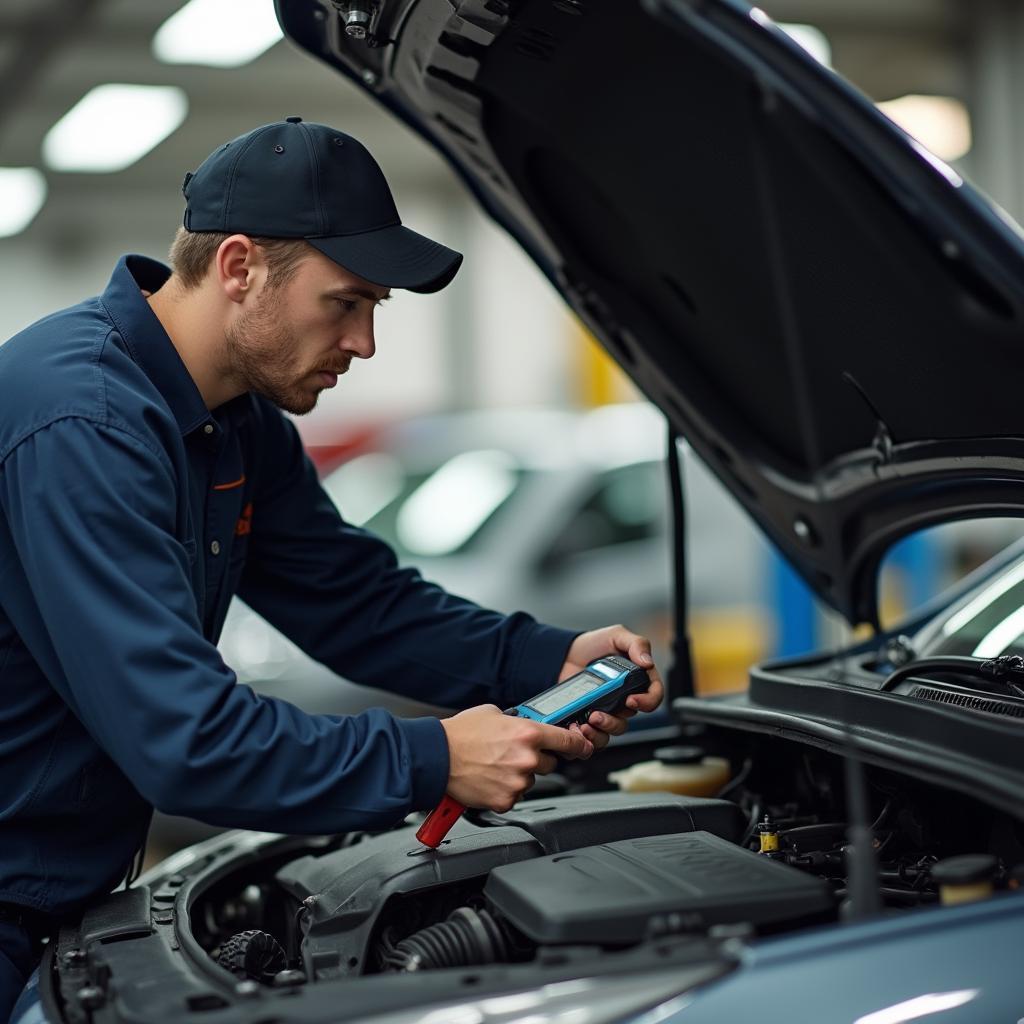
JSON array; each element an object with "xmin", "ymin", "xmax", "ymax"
[{"xmin": 0, "ymin": 0, "xmax": 967, "ymax": 248}]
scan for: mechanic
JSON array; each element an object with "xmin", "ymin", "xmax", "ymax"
[{"xmin": 0, "ymin": 117, "xmax": 663, "ymax": 1017}]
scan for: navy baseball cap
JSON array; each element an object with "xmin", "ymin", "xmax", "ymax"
[{"xmin": 181, "ymin": 117, "xmax": 462, "ymax": 293}]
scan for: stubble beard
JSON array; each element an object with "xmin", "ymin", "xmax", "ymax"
[{"xmin": 224, "ymin": 289, "xmax": 321, "ymax": 416}]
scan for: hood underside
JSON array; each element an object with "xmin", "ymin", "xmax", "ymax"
[{"xmin": 278, "ymin": 0, "xmax": 1024, "ymax": 626}]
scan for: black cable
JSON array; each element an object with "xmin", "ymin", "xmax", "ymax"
[
  {"xmin": 870, "ymin": 798, "xmax": 892, "ymax": 831},
  {"xmin": 740, "ymin": 800, "xmax": 763, "ymax": 848},
  {"xmin": 377, "ymin": 926, "xmax": 406, "ymax": 971},
  {"xmin": 715, "ymin": 757, "xmax": 752, "ymax": 799},
  {"xmin": 880, "ymin": 654, "xmax": 1024, "ymax": 696},
  {"xmin": 292, "ymin": 902, "xmax": 309, "ymax": 948}
]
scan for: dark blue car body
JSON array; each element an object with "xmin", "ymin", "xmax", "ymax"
[{"xmin": 15, "ymin": 0, "xmax": 1024, "ymax": 1020}]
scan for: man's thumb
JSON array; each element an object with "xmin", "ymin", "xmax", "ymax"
[{"xmin": 538, "ymin": 722, "xmax": 590, "ymax": 757}]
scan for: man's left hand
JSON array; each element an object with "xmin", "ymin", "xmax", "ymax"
[{"xmin": 558, "ymin": 625, "xmax": 664, "ymax": 751}]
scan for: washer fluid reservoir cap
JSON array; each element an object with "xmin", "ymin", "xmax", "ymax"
[{"xmin": 654, "ymin": 745, "xmax": 705, "ymax": 765}]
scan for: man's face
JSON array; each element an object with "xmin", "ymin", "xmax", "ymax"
[{"xmin": 224, "ymin": 246, "xmax": 389, "ymax": 415}]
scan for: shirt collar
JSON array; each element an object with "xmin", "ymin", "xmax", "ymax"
[{"xmin": 99, "ymin": 254, "xmax": 250, "ymax": 436}]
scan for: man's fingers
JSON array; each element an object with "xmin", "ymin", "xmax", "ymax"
[
  {"xmin": 579, "ymin": 724, "xmax": 610, "ymax": 750},
  {"xmin": 628, "ymin": 643, "xmax": 655, "ymax": 669},
  {"xmin": 609, "ymin": 626, "xmax": 654, "ymax": 669},
  {"xmin": 588, "ymin": 711, "xmax": 630, "ymax": 736},
  {"xmin": 536, "ymin": 721, "xmax": 592, "ymax": 760},
  {"xmin": 535, "ymin": 752, "xmax": 559, "ymax": 775},
  {"xmin": 591, "ymin": 626, "xmax": 661, "ymax": 709},
  {"xmin": 574, "ymin": 721, "xmax": 610, "ymax": 750},
  {"xmin": 626, "ymin": 670, "xmax": 665, "ymax": 712}
]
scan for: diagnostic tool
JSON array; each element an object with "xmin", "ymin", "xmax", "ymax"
[{"xmin": 416, "ymin": 655, "xmax": 650, "ymax": 849}]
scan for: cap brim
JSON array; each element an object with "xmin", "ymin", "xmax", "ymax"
[{"xmin": 307, "ymin": 224, "xmax": 463, "ymax": 294}]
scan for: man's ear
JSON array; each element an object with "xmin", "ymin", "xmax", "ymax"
[{"xmin": 215, "ymin": 235, "xmax": 262, "ymax": 304}]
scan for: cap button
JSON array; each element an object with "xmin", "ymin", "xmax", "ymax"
[{"xmin": 285, "ymin": 115, "xmax": 303, "ymax": 123}]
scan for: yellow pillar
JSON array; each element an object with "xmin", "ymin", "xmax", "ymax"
[{"xmin": 573, "ymin": 319, "xmax": 636, "ymax": 407}]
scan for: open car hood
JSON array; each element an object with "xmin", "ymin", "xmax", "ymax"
[{"xmin": 277, "ymin": 0, "xmax": 1024, "ymax": 627}]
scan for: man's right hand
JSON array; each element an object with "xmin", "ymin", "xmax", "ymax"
[{"xmin": 439, "ymin": 704, "xmax": 594, "ymax": 813}]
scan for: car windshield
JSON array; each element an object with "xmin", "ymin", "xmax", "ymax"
[
  {"xmin": 918, "ymin": 559, "xmax": 1024, "ymax": 660},
  {"xmin": 322, "ymin": 449, "xmax": 524, "ymax": 558}
]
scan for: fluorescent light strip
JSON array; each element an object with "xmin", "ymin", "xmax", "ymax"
[
  {"xmin": 43, "ymin": 85, "xmax": 188, "ymax": 174},
  {"xmin": 941, "ymin": 558, "xmax": 1024, "ymax": 636},
  {"xmin": 972, "ymin": 605, "xmax": 1024, "ymax": 658},
  {"xmin": 779, "ymin": 23, "xmax": 832, "ymax": 68},
  {"xmin": 0, "ymin": 168, "xmax": 47, "ymax": 238},
  {"xmin": 397, "ymin": 451, "xmax": 517, "ymax": 556},
  {"xmin": 877, "ymin": 94, "xmax": 973, "ymax": 163},
  {"xmin": 154, "ymin": 0, "xmax": 283, "ymax": 68}
]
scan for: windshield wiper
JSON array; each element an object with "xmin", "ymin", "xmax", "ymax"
[{"xmin": 879, "ymin": 654, "xmax": 1024, "ymax": 698}]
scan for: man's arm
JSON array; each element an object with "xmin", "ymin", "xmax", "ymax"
[
  {"xmin": 236, "ymin": 406, "xmax": 578, "ymax": 710},
  {"xmin": 0, "ymin": 418, "xmax": 449, "ymax": 832}
]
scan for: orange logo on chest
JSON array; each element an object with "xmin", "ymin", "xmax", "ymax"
[{"xmin": 235, "ymin": 502, "xmax": 253, "ymax": 537}]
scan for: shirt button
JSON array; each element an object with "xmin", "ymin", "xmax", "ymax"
[
  {"xmin": 210, "ymin": 540, "xmax": 221, "ymax": 556},
  {"xmin": 204, "ymin": 424, "xmax": 214, "ymax": 435}
]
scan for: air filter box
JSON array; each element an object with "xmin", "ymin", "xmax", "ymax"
[{"xmin": 485, "ymin": 831, "xmax": 834, "ymax": 944}]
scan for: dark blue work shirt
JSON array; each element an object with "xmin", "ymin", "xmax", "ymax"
[{"xmin": 0, "ymin": 255, "xmax": 575, "ymax": 918}]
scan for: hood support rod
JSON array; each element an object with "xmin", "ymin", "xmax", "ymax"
[{"xmin": 667, "ymin": 427, "xmax": 695, "ymax": 701}]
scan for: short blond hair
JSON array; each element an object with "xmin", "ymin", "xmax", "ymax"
[{"xmin": 168, "ymin": 227, "xmax": 311, "ymax": 290}]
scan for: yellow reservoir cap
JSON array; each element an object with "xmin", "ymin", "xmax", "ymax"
[
  {"xmin": 931, "ymin": 854, "xmax": 998, "ymax": 906},
  {"xmin": 939, "ymin": 881, "xmax": 994, "ymax": 906}
]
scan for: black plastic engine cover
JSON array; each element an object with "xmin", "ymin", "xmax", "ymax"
[
  {"xmin": 277, "ymin": 792, "xmax": 747, "ymax": 978},
  {"xmin": 277, "ymin": 821, "xmax": 542, "ymax": 979},
  {"xmin": 477, "ymin": 792, "xmax": 746, "ymax": 850},
  {"xmin": 485, "ymin": 831, "xmax": 835, "ymax": 944}
]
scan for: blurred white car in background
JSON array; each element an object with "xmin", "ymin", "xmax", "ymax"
[{"xmin": 219, "ymin": 402, "xmax": 773, "ymax": 717}]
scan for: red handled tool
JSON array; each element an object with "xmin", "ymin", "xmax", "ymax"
[{"xmin": 415, "ymin": 793, "xmax": 466, "ymax": 848}]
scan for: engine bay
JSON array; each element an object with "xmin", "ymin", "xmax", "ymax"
[
  {"xmin": 183, "ymin": 734, "xmax": 1023, "ymax": 990},
  {"xmin": 44, "ymin": 729, "xmax": 1024, "ymax": 1022},
  {"xmin": 258, "ymin": 792, "xmax": 832, "ymax": 983}
]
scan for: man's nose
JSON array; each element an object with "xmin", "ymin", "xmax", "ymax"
[{"xmin": 341, "ymin": 317, "xmax": 376, "ymax": 360}]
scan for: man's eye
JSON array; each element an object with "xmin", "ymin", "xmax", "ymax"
[{"xmin": 336, "ymin": 298, "xmax": 358, "ymax": 313}]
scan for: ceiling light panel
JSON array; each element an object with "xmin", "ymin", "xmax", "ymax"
[
  {"xmin": 877, "ymin": 94, "xmax": 973, "ymax": 163},
  {"xmin": 0, "ymin": 168, "xmax": 47, "ymax": 238},
  {"xmin": 42, "ymin": 84, "xmax": 188, "ymax": 174},
  {"xmin": 153, "ymin": 0, "xmax": 284, "ymax": 68},
  {"xmin": 778, "ymin": 23, "xmax": 832, "ymax": 68}
]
